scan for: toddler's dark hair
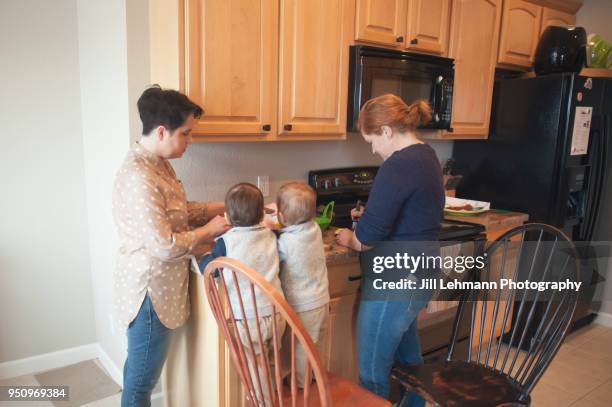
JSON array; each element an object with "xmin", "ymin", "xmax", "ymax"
[{"xmin": 225, "ymin": 183, "xmax": 264, "ymax": 227}]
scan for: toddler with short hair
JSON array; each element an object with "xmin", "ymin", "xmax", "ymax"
[
  {"xmin": 199, "ymin": 182, "xmax": 284, "ymax": 405},
  {"xmin": 276, "ymin": 181, "xmax": 330, "ymax": 387}
]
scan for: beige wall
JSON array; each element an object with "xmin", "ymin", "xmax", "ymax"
[
  {"xmin": 173, "ymin": 138, "xmax": 452, "ymax": 204},
  {"xmin": 0, "ymin": 0, "xmax": 96, "ymax": 362},
  {"xmin": 577, "ymin": 0, "xmax": 612, "ymax": 40}
]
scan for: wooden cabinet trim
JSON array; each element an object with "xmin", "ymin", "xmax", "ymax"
[
  {"xmin": 540, "ymin": 6, "xmax": 576, "ymax": 34},
  {"xmin": 524, "ymin": 0, "xmax": 581, "ymax": 14}
]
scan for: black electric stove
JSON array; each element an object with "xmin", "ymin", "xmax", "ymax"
[{"xmin": 308, "ymin": 167, "xmax": 484, "ymax": 241}]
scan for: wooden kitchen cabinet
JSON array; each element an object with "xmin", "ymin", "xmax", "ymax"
[
  {"xmin": 184, "ymin": 0, "xmax": 277, "ymax": 139},
  {"xmin": 355, "ymin": 0, "xmax": 407, "ymax": 47},
  {"xmin": 278, "ymin": 0, "xmax": 354, "ymax": 138},
  {"xmin": 540, "ymin": 6, "xmax": 576, "ymax": 33},
  {"xmin": 323, "ymin": 293, "xmax": 359, "ymax": 381},
  {"xmin": 497, "ymin": 0, "xmax": 543, "ymax": 69},
  {"xmin": 150, "ymin": 0, "xmax": 353, "ymax": 141},
  {"xmin": 447, "ymin": 0, "xmax": 502, "ymax": 138},
  {"xmin": 405, "ymin": 0, "xmax": 451, "ymax": 55}
]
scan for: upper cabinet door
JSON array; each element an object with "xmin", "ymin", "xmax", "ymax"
[
  {"xmin": 448, "ymin": 0, "xmax": 502, "ymax": 138},
  {"xmin": 355, "ymin": 0, "xmax": 407, "ymax": 47},
  {"xmin": 184, "ymin": 0, "xmax": 277, "ymax": 138},
  {"xmin": 406, "ymin": 0, "xmax": 451, "ymax": 55},
  {"xmin": 540, "ymin": 7, "xmax": 576, "ymax": 33},
  {"xmin": 497, "ymin": 0, "xmax": 542, "ymax": 68},
  {"xmin": 278, "ymin": 0, "xmax": 354, "ymax": 138}
]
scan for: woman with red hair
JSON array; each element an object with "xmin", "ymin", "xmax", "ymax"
[{"xmin": 336, "ymin": 94, "xmax": 444, "ymax": 406}]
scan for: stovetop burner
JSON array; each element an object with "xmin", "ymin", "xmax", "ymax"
[{"xmin": 309, "ymin": 167, "xmax": 485, "ymax": 241}]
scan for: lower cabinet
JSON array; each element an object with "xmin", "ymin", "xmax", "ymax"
[{"xmin": 323, "ymin": 293, "xmax": 360, "ymax": 381}]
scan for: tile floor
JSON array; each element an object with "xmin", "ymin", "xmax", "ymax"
[
  {"xmin": 530, "ymin": 323, "xmax": 612, "ymax": 407},
  {"xmin": 1, "ymin": 324, "xmax": 611, "ymax": 406}
]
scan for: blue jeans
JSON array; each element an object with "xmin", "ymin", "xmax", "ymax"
[
  {"xmin": 357, "ymin": 291, "xmax": 431, "ymax": 405},
  {"xmin": 122, "ymin": 295, "xmax": 172, "ymax": 407}
]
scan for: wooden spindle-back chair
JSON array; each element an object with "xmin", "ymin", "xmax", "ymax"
[
  {"xmin": 204, "ymin": 257, "xmax": 390, "ymax": 407},
  {"xmin": 392, "ymin": 223, "xmax": 581, "ymax": 406}
]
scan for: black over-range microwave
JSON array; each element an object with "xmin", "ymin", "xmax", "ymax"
[{"xmin": 347, "ymin": 45, "xmax": 454, "ymax": 132}]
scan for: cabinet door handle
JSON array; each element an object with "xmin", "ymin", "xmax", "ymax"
[
  {"xmin": 396, "ymin": 36, "xmax": 404, "ymax": 43},
  {"xmin": 348, "ymin": 275, "xmax": 362, "ymax": 281},
  {"xmin": 262, "ymin": 124, "xmax": 271, "ymax": 131},
  {"xmin": 410, "ymin": 38, "xmax": 418, "ymax": 45},
  {"xmin": 284, "ymin": 124, "xmax": 292, "ymax": 131}
]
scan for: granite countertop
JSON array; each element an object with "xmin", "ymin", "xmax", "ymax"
[{"xmin": 322, "ymin": 227, "xmax": 359, "ymax": 264}]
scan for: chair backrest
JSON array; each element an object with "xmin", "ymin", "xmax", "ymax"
[
  {"xmin": 446, "ymin": 223, "xmax": 580, "ymax": 398},
  {"xmin": 203, "ymin": 257, "xmax": 331, "ymax": 407}
]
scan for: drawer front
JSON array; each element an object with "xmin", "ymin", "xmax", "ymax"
[{"xmin": 328, "ymin": 260, "xmax": 362, "ymax": 297}]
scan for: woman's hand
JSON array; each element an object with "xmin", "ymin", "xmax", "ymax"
[
  {"xmin": 350, "ymin": 206, "xmax": 365, "ymax": 221},
  {"xmin": 206, "ymin": 215, "xmax": 232, "ymax": 237},
  {"xmin": 195, "ymin": 215, "xmax": 231, "ymax": 243},
  {"xmin": 336, "ymin": 228, "xmax": 370, "ymax": 252},
  {"xmin": 335, "ymin": 228, "xmax": 354, "ymax": 248}
]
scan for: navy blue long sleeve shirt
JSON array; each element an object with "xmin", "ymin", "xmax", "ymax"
[
  {"xmin": 355, "ymin": 143, "xmax": 444, "ymax": 244},
  {"xmin": 198, "ymin": 238, "xmax": 226, "ymax": 273}
]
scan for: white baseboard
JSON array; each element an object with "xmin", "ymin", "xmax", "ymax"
[
  {"xmin": 0, "ymin": 343, "xmax": 99, "ymax": 380},
  {"xmin": 96, "ymin": 345, "xmax": 164, "ymax": 406},
  {"xmin": 95, "ymin": 344, "xmax": 123, "ymax": 386},
  {"xmin": 594, "ymin": 311, "xmax": 612, "ymax": 328},
  {"xmin": 152, "ymin": 391, "xmax": 166, "ymax": 407}
]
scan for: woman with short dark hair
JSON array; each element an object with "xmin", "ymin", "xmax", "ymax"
[{"xmin": 113, "ymin": 85, "xmax": 230, "ymax": 406}]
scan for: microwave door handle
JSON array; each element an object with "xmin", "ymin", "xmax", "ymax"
[{"xmin": 433, "ymin": 75, "xmax": 444, "ymax": 118}]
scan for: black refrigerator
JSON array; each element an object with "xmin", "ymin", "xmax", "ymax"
[{"xmin": 452, "ymin": 72, "xmax": 612, "ymax": 329}]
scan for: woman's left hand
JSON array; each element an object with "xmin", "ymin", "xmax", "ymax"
[{"xmin": 335, "ymin": 228, "xmax": 354, "ymax": 248}]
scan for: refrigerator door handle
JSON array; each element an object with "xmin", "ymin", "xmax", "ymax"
[
  {"xmin": 590, "ymin": 114, "xmax": 610, "ymax": 240},
  {"xmin": 584, "ymin": 114, "xmax": 608, "ymax": 241}
]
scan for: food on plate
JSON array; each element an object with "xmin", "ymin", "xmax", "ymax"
[{"xmin": 446, "ymin": 204, "xmax": 474, "ymax": 211}]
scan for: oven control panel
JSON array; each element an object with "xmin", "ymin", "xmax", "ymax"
[{"xmin": 309, "ymin": 167, "xmax": 379, "ymax": 191}]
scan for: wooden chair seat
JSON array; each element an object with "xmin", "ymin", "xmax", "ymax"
[
  {"xmin": 281, "ymin": 373, "xmax": 391, "ymax": 407},
  {"xmin": 392, "ymin": 361, "xmax": 528, "ymax": 407}
]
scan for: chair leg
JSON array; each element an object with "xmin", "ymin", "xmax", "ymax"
[{"xmin": 397, "ymin": 389, "xmax": 425, "ymax": 407}]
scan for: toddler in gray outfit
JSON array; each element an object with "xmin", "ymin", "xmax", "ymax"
[{"xmin": 276, "ymin": 181, "xmax": 330, "ymax": 387}]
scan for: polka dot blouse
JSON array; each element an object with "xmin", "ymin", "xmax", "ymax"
[{"xmin": 112, "ymin": 142, "xmax": 209, "ymax": 329}]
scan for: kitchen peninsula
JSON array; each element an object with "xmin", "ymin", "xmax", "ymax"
[{"xmin": 162, "ymin": 229, "xmax": 360, "ymax": 407}]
